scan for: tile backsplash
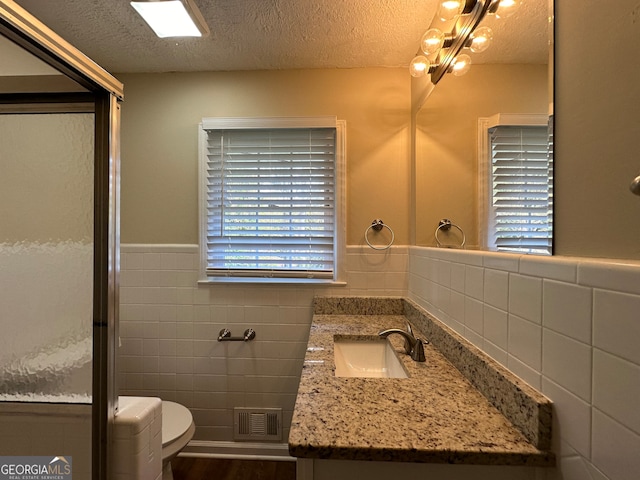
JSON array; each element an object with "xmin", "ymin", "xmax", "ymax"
[
  {"xmin": 408, "ymin": 246, "xmax": 640, "ymax": 480},
  {"xmin": 119, "ymin": 243, "xmax": 639, "ymax": 480},
  {"xmin": 118, "ymin": 244, "xmax": 407, "ymax": 445}
]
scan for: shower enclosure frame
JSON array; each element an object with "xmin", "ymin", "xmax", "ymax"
[{"xmin": 0, "ymin": 2, "xmax": 123, "ymax": 480}]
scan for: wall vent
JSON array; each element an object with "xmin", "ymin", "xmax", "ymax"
[{"xmin": 233, "ymin": 407, "xmax": 282, "ymax": 441}]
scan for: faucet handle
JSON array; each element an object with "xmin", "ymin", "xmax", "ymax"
[
  {"xmin": 411, "ymin": 338, "xmax": 426, "ymax": 362},
  {"xmin": 403, "ymin": 322, "xmax": 415, "ymax": 354},
  {"xmin": 407, "ymin": 322, "xmax": 430, "ymax": 346}
]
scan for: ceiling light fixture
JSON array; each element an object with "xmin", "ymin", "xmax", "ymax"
[
  {"xmin": 131, "ymin": 0, "xmax": 209, "ymax": 38},
  {"xmin": 410, "ymin": 0, "xmax": 518, "ymax": 83}
]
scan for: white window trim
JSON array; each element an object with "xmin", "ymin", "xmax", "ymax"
[
  {"xmin": 197, "ymin": 116, "xmax": 346, "ymax": 284},
  {"xmin": 477, "ymin": 113, "xmax": 549, "ymax": 252}
]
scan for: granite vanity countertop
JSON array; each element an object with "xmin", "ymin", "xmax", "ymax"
[{"xmin": 288, "ymin": 299, "xmax": 555, "ymax": 466}]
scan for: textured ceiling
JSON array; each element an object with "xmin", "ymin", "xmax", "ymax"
[{"xmin": 12, "ymin": 0, "xmax": 548, "ymax": 74}]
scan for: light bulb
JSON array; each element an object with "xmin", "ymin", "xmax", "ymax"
[
  {"xmin": 420, "ymin": 28, "xmax": 445, "ymax": 55},
  {"xmin": 410, "ymin": 56, "xmax": 431, "ymax": 77},
  {"xmin": 451, "ymin": 54, "xmax": 472, "ymax": 76},
  {"xmin": 469, "ymin": 26, "xmax": 493, "ymax": 53},
  {"xmin": 438, "ymin": 0, "xmax": 463, "ymax": 22},
  {"xmin": 495, "ymin": 0, "xmax": 521, "ymax": 18}
]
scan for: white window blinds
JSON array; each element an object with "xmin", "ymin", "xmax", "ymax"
[
  {"xmin": 489, "ymin": 124, "xmax": 553, "ymax": 255},
  {"xmin": 202, "ymin": 125, "xmax": 338, "ymax": 279}
]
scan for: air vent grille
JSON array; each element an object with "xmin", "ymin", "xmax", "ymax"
[{"xmin": 234, "ymin": 407, "xmax": 282, "ymax": 441}]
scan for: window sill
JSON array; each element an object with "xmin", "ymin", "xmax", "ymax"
[{"xmin": 198, "ymin": 278, "xmax": 347, "ymax": 286}]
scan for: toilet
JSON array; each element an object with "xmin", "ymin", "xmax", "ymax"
[{"xmin": 161, "ymin": 401, "xmax": 196, "ymax": 480}]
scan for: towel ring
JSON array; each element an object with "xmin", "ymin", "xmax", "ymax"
[
  {"xmin": 365, "ymin": 219, "xmax": 395, "ymax": 250},
  {"xmin": 435, "ymin": 219, "xmax": 466, "ymax": 248}
]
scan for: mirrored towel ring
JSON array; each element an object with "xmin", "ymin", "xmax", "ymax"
[
  {"xmin": 365, "ymin": 219, "xmax": 395, "ymax": 250},
  {"xmin": 435, "ymin": 219, "xmax": 466, "ymax": 248}
]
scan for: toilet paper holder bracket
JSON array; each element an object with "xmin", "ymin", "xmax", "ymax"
[{"xmin": 218, "ymin": 328, "xmax": 256, "ymax": 342}]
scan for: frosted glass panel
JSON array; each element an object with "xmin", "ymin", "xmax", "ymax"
[{"xmin": 0, "ymin": 113, "xmax": 94, "ymax": 403}]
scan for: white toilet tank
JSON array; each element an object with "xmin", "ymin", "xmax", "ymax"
[
  {"xmin": 112, "ymin": 397, "xmax": 195, "ymax": 480},
  {"xmin": 113, "ymin": 396, "xmax": 163, "ymax": 480}
]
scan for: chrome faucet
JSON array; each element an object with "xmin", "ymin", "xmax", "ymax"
[{"xmin": 378, "ymin": 323, "xmax": 426, "ymax": 362}]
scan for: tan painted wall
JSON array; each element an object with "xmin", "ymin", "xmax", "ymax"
[
  {"xmin": 554, "ymin": 0, "xmax": 640, "ymax": 259},
  {"xmin": 118, "ymin": 68, "xmax": 411, "ymax": 246},
  {"xmin": 414, "ymin": 64, "xmax": 548, "ymax": 247},
  {"xmin": 118, "ymin": 0, "xmax": 640, "ymax": 261}
]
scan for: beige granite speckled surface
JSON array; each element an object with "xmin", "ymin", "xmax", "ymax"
[
  {"xmin": 403, "ymin": 298, "xmax": 552, "ymax": 450},
  {"xmin": 288, "ymin": 297, "xmax": 554, "ymax": 466}
]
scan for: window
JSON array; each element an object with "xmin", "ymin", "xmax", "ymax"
[
  {"xmin": 478, "ymin": 114, "xmax": 553, "ymax": 255},
  {"xmin": 198, "ymin": 117, "xmax": 345, "ymax": 282}
]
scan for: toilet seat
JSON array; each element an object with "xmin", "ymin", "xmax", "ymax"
[{"xmin": 161, "ymin": 401, "xmax": 195, "ymax": 461}]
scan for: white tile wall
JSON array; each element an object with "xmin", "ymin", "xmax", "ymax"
[
  {"xmin": 113, "ymin": 396, "xmax": 162, "ymax": 480},
  {"xmin": 591, "ymin": 410, "xmax": 640, "ymax": 480},
  {"xmin": 508, "ymin": 314, "xmax": 542, "ymax": 371},
  {"xmin": 408, "ymin": 246, "xmax": 640, "ymax": 480},
  {"xmin": 483, "ymin": 269, "xmax": 509, "ymax": 310},
  {"xmin": 593, "ymin": 290, "xmax": 640, "ymax": 365},
  {"xmin": 508, "ymin": 274, "xmax": 542, "ymax": 324},
  {"xmin": 541, "ymin": 378, "xmax": 591, "ymax": 458},
  {"xmin": 542, "ymin": 329, "xmax": 591, "ymax": 402},
  {"xmin": 507, "ymin": 353, "xmax": 541, "ymax": 391},
  {"xmin": 464, "ymin": 296, "xmax": 483, "ymax": 336},
  {"xmin": 119, "ymin": 243, "xmax": 640, "ymax": 479},
  {"xmin": 0, "ymin": 404, "xmax": 91, "ymax": 479},
  {"xmin": 464, "ymin": 265, "xmax": 484, "ymax": 301},
  {"xmin": 592, "ymin": 350, "xmax": 640, "ymax": 435},
  {"xmin": 119, "ymin": 244, "xmax": 408, "ymax": 445},
  {"xmin": 543, "ymin": 279, "xmax": 592, "ymax": 343},
  {"xmin": 483, "ymin": 304, "xmax": 508, "ymax": 350}
]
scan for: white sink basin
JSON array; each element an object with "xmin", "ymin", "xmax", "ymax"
[{"xmin": 333, "ymin": 337, "xmax": 409, "ymax": 378}]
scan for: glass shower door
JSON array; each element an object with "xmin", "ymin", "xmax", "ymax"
[
  {"xmin": 0, "ymin": 110, "xmax": 94, "ymax": 477},
  {"xmin": 0, "ymin": 111, "xmax": 94, "ymax": 403},
  {"xmin": 1, "ymin": 4, "xmax": 123, "ymax": 478}
]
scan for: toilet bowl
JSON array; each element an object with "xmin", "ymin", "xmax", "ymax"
[{"xmin": 161, "ymin": 401, "xmax": 196, "ymax": 480}]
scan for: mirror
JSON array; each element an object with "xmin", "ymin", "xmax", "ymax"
[{"xmin": 413, "ymin": 0, "xmax": 551, "ymax": 251}]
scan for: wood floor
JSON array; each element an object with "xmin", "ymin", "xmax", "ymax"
[{"xmin": 171, "ymin": 457, "xmax": 296, "ymax": 480}]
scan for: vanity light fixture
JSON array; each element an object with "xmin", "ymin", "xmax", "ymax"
[
  {"xmin": 438, "ymin": 0, "xmax": 465, "ymax": 21},
  {"xmin": 420, "ymin": 28, "xmax": 448, "ymax": 55},
  {"xmin": 493, "ymin": 0, "xmax": 522, "ymax": 18},
  {"xmin": 451, "ymin": 54, "xmax": 472, "ymax": 76},
  {"xmin": 468, "ymin": 26, "xmax": 493, "ymax": 53},
  {"xmin": 131, "ymin": 0, "xmax": 209, "ymax": 38},
  {"xmin": 410, "ymin": 0, "xmax": 519, "ymax": 82},
  {"xmin": 409, "ymin": 55, "xmax": 431, "ymax": 77}
]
